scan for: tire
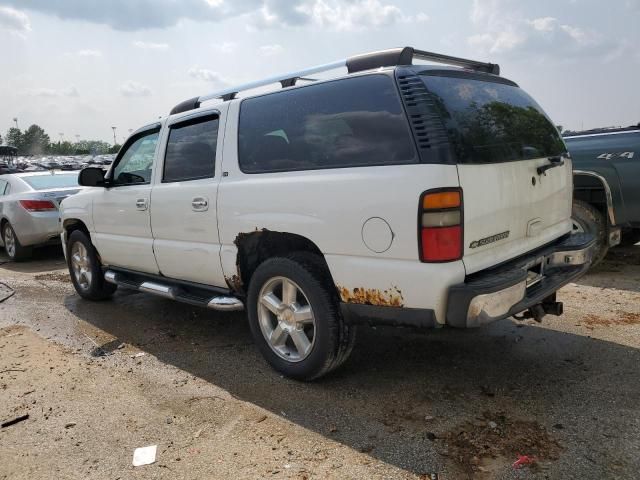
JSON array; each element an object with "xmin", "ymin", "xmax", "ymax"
[
  {"xmin": 619, "ymin": 230, "xmax": 640, "ymax": 247},
  {"xmin": 572, "ymin": 200, "xmax": 608, "ymax": 266},
  {"xmin": 247, "ymin": 252, "xmax": 356, "ymax": 381},
  {"xmin": 67, "ymin": 230, "xmax": 116, "ymax": 300},
  {"xmin": 2, "ymin": 221, "xmax": 32, "ymax": 261}
]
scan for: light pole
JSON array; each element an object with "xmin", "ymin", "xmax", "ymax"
[
  {"xmin": 13, "ymin": 118, "xmax": 19, "ymax": 130},
  {"xmin": 111, "ymin": 126, "xmax": 117, "ymax": 145},
  {"xmin": 59, "ymin": 133, "xmax": 64, "ymax": 143}
]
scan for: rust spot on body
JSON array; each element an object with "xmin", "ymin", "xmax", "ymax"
[
  {"xmin": 337, "ymin": 285, "xmax": 404, "ymax": 307},
  {"xmin": 225, "ymin": 274, "xmax": 243, "ymax": 293}
]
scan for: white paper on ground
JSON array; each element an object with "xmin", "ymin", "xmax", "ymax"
[{"xmin": 132, "ymin": 445, "xmax": 157, "ymax": 467}]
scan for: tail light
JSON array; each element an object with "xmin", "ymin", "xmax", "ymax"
[
  {"xmin": 419, "ymin": 189, "xmax": 463, "ymax": 262},
  {"xmin": 19, "ymin": 200, "xmax": 57, "ymax": 212}
]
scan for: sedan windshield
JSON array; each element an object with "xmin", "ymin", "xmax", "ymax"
[{"xmin": 21, "ymin": 173, "xmax": 79, "ymax": 190}]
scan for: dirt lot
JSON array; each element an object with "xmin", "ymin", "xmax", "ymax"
[{"xmin": 1, "ymin": 246, "xmax": 639, "ymax": 479}]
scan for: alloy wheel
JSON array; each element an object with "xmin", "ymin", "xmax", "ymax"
[
  {"xmin": 3, "ymin": 225, "xmax": 15, "ymax": 258},
  {"xmin": 71, "ymin": 242, "xmax": 93, "ymax": 291},
  {"xmin": 257, "ymin": 276, "xmax": 316, "ymax": 362}
]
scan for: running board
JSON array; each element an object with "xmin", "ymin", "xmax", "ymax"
[{"xmin": 104, "ymin": 270, "xmax": 244, "ymax": 311}]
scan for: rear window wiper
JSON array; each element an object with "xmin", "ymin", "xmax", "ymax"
[{"xmin": 537, "ymin": 155, "xmax": 566, "ymax": 176}]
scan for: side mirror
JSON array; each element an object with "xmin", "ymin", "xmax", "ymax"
[{"xmin": 78, "ymin": 167, "xmax": 106, "ymax": 187}]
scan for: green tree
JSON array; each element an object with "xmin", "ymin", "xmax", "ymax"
[
  {"xmin": 108, "ymin": 144, "xmax": 121, "ymax": 154},
  {"xmin": 5, "ymin": 128, "xmax": 23, "ymax": 152},
  {"xmin": 0, "ymin": 132, "xmax": 3, "ymax": 145},
  {"xmin": 21, "ymin": 124, "xmax": 50, "ymax": 155}
]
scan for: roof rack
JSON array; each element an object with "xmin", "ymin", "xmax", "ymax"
[{"xmin": 169, "ymin": 46, "xmax": 500, "ymax": 115}]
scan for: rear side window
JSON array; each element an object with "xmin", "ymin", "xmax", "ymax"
[
  {"xmin": 238, "ymin": 75, "xmax": 417, "ymax": 173},
  {"xmin": 422, "ymin": 74, "xmax": 566, "ymax": 164},
  {"xmin": 163, "ymin": 116, "xmax": 218, "ymax": 183}
]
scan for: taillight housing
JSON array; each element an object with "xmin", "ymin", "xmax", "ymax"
[
  {"xmin": 19, "ymin": 200, "xmax": 57, "ymax": 212},
  {"xmin": 418, "ymin": 188, "xmax": 463, "ymax": 262}
]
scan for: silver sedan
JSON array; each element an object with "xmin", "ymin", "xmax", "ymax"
[{"xmin": 0, "ymin": 171, "xmax": 83, "ymax": 261}]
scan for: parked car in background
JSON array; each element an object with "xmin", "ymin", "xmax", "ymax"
[
  {"xmin": 0, "ymin": 171, "xmax": 82, "ymax": 261},
  {"xmin": 61, "ymin": 47, "xmax": 595, "ymax": 380},
  {"xmin": 566, "ymin": 125, "xmax": 640, "ymax": 263}
]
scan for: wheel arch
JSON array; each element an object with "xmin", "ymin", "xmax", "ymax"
[
  {"xmin": 231, "ymin": 230, "xmax": 333, "ymax": 296},
  {"xmin": 62, "ymin": 219, "xmax": 91, "ymax": 245},
  {"xmin": 573, "ymin": 170, "xmax": 616, "ymax": 225}
]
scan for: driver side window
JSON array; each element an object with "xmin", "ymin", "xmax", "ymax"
[{"xmin": 112, "ymin": 130, "xmax": 160, "ymax": 186}]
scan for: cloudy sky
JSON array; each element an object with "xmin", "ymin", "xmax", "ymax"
[{"xmin": 1, "ymin": 0, "xmax": 638, "ymax": 144}]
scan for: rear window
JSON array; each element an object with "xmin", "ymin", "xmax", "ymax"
[
  {"xmin": 422, "ymin": 74, "xmax": 566, "ymax": 164},
  {"xmin": 238, "ymin": 74, "xmax": 417, "ymax": 173},
  {"xmin": 21, "ymin": 174, "xmax": 79, "ymax": 190}
]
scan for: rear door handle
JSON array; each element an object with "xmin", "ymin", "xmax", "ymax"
[
  {"xmin": 191, "ymin": 197, "xmax": 209, "ymax": 211},
  {"xmin": 135, "ymin": 198, "xmax": 148, "ymax": 211}
]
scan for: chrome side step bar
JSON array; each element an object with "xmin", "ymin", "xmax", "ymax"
[{"xmin": 104, "ymin": 270, "xmax": 244, "ymax": 311}]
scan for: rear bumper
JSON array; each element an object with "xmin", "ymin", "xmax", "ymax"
[
  {"xmin": 12, "ymin": 212, "xmax": 61, "ymax": 247},
  {"xmin": 446, "ymin": 233, "xmax": 595, "ymax": 328}
]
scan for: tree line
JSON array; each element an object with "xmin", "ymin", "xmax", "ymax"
[{"xmin": 1, "ymin": 125, "xmax": 121, "ymax": 156}]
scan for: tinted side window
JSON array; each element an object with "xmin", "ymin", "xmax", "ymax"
[
  {"xmin": 238, "ymin": 75, "xmax": 417, "ymax": 173},
  {"xmin": 163, "ymin": 116, "xmax": 218, "ymax": 183},
  {"xmin": 112, "ymin": 130, "xmax": 160, "ymax": 185}
]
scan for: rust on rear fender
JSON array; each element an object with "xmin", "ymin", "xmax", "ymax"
[{"xmin": 337, "ymin": 285, "xmax": 404, "ymax": 307}]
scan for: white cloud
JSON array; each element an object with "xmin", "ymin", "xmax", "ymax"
[
  {"xmin": 212, "ymin": 41, "xmax": 237, "ymax": 54},
  {"xmin": 297, "ymin": 0, "xmax": 406, "ymax": 31},
  {"xmin": 78, "ymin": 49, "xmax": 102, "ymax": 57},
  {"xmin": 528, "ymin": 17, "xmax": 557, "ymax": 32},
  {"xmin": 188, "ymin": 67, "xmax": 227, "ymax": 85},
  {"xmin": 0, "ymin": 6, "xmax": 30, "ymax": 33},
  {"xmin": 26, "ymin": 86, "xmax": 79, "ymax": 97},
  {"xmin": 119, "ymin": 81, "xmax": 152, "ymax": 97},
  {"xmin": 133, "ymin": 41, "xmax": 169, "ymax": 50},
  {"xmin": 468, "ymin": 0, "xmax": 619, "ymax": 60},
  {"xmin": 259, "ymin": 44, "xmax": 283, "ymax": 56},
  {"xmin": 250, "ymin": 0, "xmax": 416, "ymax": 31}
]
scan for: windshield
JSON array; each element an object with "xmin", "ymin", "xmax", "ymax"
[
  {"xmin": 422, "ymin": 74, "xmax": 566, "ymax": 164},
  {"xmin": 21, "ymin": 173, "xmax": 79, "ymax": 190}
]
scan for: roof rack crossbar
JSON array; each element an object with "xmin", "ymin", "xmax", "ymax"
[{"xmin": 169, "ymin": 46, "xmax": 499, "ymax": 115}]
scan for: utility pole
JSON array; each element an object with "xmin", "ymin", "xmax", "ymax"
[{"xmin": 111, "ymin": 126, "xmax": 117, "ymax": 145}]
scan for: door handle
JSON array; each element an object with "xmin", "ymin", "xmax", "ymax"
[
  {"xmin": 191, "ymin": 197, "xmax": 209, "ymax": 211},
  {"xmin": 135, "ymin": 198, "xmax": 148, "ymax": 211}
]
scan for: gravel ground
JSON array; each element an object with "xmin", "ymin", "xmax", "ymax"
[{"xmin": 0, "ymin": 245, "xmax": 639, "ymax": 479}]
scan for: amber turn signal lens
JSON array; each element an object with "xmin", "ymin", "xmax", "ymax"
[{"xmin": 422, "ymin": 191, "xmax": 461, "ymax": 210}]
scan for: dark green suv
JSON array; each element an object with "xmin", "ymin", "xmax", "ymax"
[{"xmin": 566, "ymin": 125, "xmax": 640, "ymax": 263}]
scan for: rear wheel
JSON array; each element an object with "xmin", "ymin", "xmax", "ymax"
[
  {"xmin": 247, "ymin": 252, "xmax": 356, "ymax": 381},
  {"xmin": 2, "ymin": 222, "xmax": 32, "ymax": 261},
  {"xmin": 572, "ymin": 200, "xmax": 608, "ymax": 266},
  {"xmin": 67, "ymin": 230, "xmax": 116, "ymax": 300}
]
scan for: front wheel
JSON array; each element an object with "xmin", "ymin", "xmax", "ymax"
[
  {"xmin": 247, "ymin": 253, "xmax": 356, "ymax": 381},
  {"xmin": 572, "ymin": 200, "xmax": 608, "ymax": 266},
  {"xmin": 67, "ymin": 230, "xmax": 116, "ymax": 300}
]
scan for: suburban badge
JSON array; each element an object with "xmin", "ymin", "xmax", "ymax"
[{"xmin": 469, "ymin": 231, "xmax": 510, "ymax": 249}]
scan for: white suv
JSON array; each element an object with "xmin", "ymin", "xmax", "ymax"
[{"xmin": 60, "ymin": 47, "xmax": 595, "ymax": 380}]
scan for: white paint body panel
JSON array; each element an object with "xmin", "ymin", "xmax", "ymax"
[
  {"xmin": 91, "ymin": 184, "xmax": 159, "ymax": 274},
  {"xmin": 149, "ymin": 105, "xmax": 229, "ymax": 287},
  {"xmin": 459, "ymin": 159, "xmax": 573, "ymax": 274}
]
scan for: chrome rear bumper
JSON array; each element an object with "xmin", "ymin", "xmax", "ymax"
[{"xmin": 447, "ymin": 233, "xmax": 595, "ymax": 328}]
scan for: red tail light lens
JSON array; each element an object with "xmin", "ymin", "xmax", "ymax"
[
  {"xmin": 19, "ymin": 200, "xmax": 57, "ymax": 212},
  {"xmin": 419, "ymin": 189, "xmax": 463, "ymax": 262}
]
